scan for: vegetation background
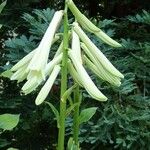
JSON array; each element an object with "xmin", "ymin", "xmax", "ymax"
[{"xmin": 0, "ymin": 0, "xmax": 150, "ymax": 149}]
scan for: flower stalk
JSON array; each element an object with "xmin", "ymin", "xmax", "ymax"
[{"xmin": 57, "ymin": 1, "xmax": 69, "ymax": 150}]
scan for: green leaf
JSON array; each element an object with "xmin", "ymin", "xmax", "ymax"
[
  {"xmin": 0, "ymin": 70, "xmax": 13, "ymax": 78},
  {"xmin": 7, "ymin": 148, "xmax": 19, "ymax": 150},
  {"xmin": 61, "ymin": 84, "xmax": 77, "ymax": 102},
  {"xmin": 45, "ymin": 102, "xmax": 60, "ymax": 128},
  {"xmin": 67, "ymin": 137, "xmax": 79, "ymax": 150},
  {"xmin": 79, "ymin": 107, "xmax": 97, "ymax": 124},
  {"xmin": 0, "ymin": 139, "xmax": 11, "ymax": 148},
  {"xmin": 0, "ymin": 0, "xmax": 7, "ymax": 14},
  {"xmin": 0, "ymin": 114, "xmax": 20, "ymax": 131},
  {"xmin": 66, "ymin": 102, "xmax": 80, "ymax": 117}
]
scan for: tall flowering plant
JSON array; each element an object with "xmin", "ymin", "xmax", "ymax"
[{"xmin": 9, "ymin": 0, "xmax": 124, "ymax": 149}]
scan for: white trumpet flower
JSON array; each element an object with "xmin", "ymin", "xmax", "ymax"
[
  {"xmin": 67, "ymin": 0, "xmax": 122, "ymax": 47},
  {"xmin": 10, "ymin": 34, "xmax": 60, "ymax": 73},
  {"xmin": 35, "ymin": 65, "xmax": 61, "ymax": 105},
  {"xmin": 27, "ymin": 10, "xmax": 63, "ymax": 80},
  {"xmin": 73, "ymin": 23, "xmax": 124, "ymax": 79},
  {"xmin": 69, "ymin": 50, "xmax": 107, "ymax": 101}
]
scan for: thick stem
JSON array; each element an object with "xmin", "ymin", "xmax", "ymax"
[
  {"xmin": 73, "ymin": 85, "xmax": 81, "ymax": 146},
  {"xmin": 57, "ymin": 2, "xmax": 68, "ymax": 150}
]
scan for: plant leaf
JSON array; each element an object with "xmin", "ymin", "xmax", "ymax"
[
  {"xmin": 45, "ymin": 102, "xmax": 60, "ymax": 128},
  {"xmin": 0, "ymin": 0, "xmax": 7, "ymax": 14},
  {"xmin": 79, "ymin": 107, "xmax": 97, "ymax": 124},
  {"xmin": 0, "ymin": 114, "xmax": 20, "ymax": 130}
]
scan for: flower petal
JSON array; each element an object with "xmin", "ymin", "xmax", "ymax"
[
  {"xmin": 22, "ymin": 76, "xmax": 40, "ymax": 95},
  {"xmin": 68, "ymin": 60, "xmax": 83, "ymax": 87},
  {"xmin": 72, "ymin": 29, "xmax": 82, "ymax": 63},
  {"xmin": 81, "ymin": 43, "xmax": 121, "ymax": 86},
  {"xmin": 11, "ymin": 50, "xmax": 35, "ymax": 71}
]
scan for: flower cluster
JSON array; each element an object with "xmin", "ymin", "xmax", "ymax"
[
  {"xmin": 66, "ymin": 0, "xmax": 124, "ymax": 101},
  {"xmin": 11, "ymin": 10, "xmax": 64, "ymax": 105},
  {"xmin": 10, "ymin": 0, "xmax": 124, "ymax": 105}
]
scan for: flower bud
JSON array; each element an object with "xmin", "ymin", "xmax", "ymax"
[
  {"xmin": 68, "ymin": 60, "xmax": 83, "ymax": 87},
  {"xmin": 35, "ymin": 65, "xmax": 61, "ymax": 105},
  {"xmin": 69, "ymin": 50, "xmax": 107, "ymax": 101}
]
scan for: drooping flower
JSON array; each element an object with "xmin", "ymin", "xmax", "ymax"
[
  {"xmin": 27, "ymin": 10, "xmax": 64, "ymax": 80},
  {"xmin": 68, "ymin": 50, "xmax": 107, "ymax": 101},
  {"xmin": 67, "ymin": 0, "xmax": 122, "ymax": 47},
  {"xmin": 73, "ymin": 22, "xmax": 124, "ymax": 79},
  {"xmin": 11, "ymin": 10, "xmax": 63, "ymax": 82},
  {"xmin": 22, "ymin": 53, "xmax": 63, "ymax": 95}
]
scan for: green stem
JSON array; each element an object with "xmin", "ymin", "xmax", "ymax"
[
  {"xmin": 73, "ymin": 85, "xmax": 81, "ymax": 146},
  {"xmin": 57, "ymin": 2, "xmax": 69, "ymax": 150}
]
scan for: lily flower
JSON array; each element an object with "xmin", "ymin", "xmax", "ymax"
[
  {"xmin": 68, "ymin": 50, "xmax": 107, "ymax": 101},
  {"xmin": 27, "ymin": 10, "xmax": 63, "ymax": 80},
  {"xmin": 67, "ymin": 0, "xmax": 122, "ymax": 47},
  {"xmin": 35, "ymin": 65, "xmax": 61, "ymax": 105},
  {"xmin": 11, "ymin": 10, "xmax": 63, "ymax": 87},
  {"xmin": 73, "ymin": 22, "xmax": 124, "ymax": 79}
]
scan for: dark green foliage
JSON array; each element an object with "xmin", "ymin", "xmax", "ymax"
[{"xmin": 0, "ymin": 1, "xmax": 150, "ymax": 150}]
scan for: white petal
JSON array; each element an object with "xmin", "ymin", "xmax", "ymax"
[
  {"xmin": 81, "ymin": 43, "xmax": 121, "ymax": 86},
  {"xmin": 22, "ymin": 76, "xmax": 40, "ymax": 94},
  {"xmin": 35, "ymin": 65, "xmax": 61, "ymax": 105},
  {"xmin": 45, "ymin": 53, "xmax": 62, "ymax": 75},
  {"xmin": 68, "ymin": 60, "xmax": 83, "ymax": 87},
  {"xmin": 28, "ymin": 10, "xmax": 63, "ymax": 73},
  {"xmin": 11, "ymin": 64, "xmax": 28, "ymax": 81},
  {"xmin": 11, "ymin": 50, "xmax": 35, "ymax": 71},
  {"xmin": 54, "ymin": 41, "xmax": 63, "ymax": 58},
  {"xmin": 72, "ymin": 30, "xmax": 82, "ymax": 63},
  {"xmin": 83, "ymin": 55, "xmax": 121, "ymax": 87}
]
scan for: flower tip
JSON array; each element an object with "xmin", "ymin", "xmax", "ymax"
[{"xmin": 35, "ymin": 100, "xmax": 42, "ymax": 106}]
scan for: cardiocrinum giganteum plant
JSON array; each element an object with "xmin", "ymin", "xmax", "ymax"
[{"xmin": 9, "ymin": 0, "xmax": 124, "ymax": 149}]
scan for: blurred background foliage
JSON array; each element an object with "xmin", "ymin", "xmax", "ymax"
[{"xmin": 0, "ymin": 0, "xmax": 150, "ymax": 149}]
